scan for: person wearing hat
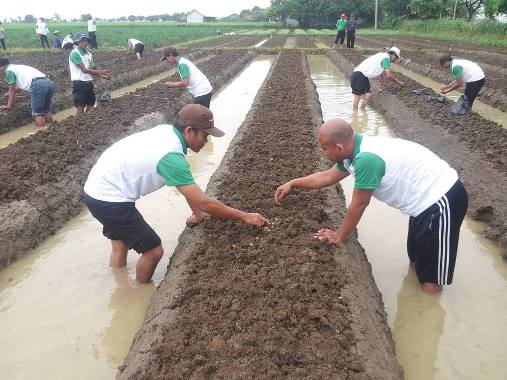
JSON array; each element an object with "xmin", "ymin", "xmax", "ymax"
[
  {"xmin": 346, "ymin": 14, "xmax": 358, "ymax": 49},
  {"xmin": 36, "ymin": 17, "xmax": 50, "ymax": 49},
  {"xmin": 333, "ymin": 13, "xmax": 348, "ymax": 48},
  {"xmin": 83, "ymin": 104, "xmax": 268, "ymax": 283},
  {"xmin": 439, "ymin": 53, "xmax": 485, "ymax": 110},
  {"xmin": 69, "ymin": 33, "xmax": 111, "ymax": 115},
  {"xmin": 0, "ymin": 58, "xmax": 55, "ymax": 126},
  {"xmin": 350, "ymin": 47, "xmax": 404, "ymax": 110},
  {"xmin": 127, "ymin": 38, "xmax": 145, "ymax": 60},
  {"xmin": 275, "ymin": 118, "xmax": 468, "ymax": 294},
  {"xmin": 53, "ymin": 31, "xmax": 62, "ymax": 49},
  {"xmin": 62, "ymin": 33, "xmax": 74, "ymax": 50},
  {"xmin": 160, "ymin": 47, "xmax": 213, "ymax": 109}
]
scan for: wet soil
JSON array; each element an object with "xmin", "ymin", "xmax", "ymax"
[
  {"xmin": 295, "ymin": 35, "xmax": 318, "ymax": 48},
  {"xmin": 327, "ymin": 49, "xmax": 507, "ymax": 254},
  {"xmin": 119, "ymin": 49, "xmax": 402, "ymax": 380},
  {"xmin": 224, "ymin": 36, "xmax": 268, "ymax": 48},
  {"xmin": 262, "ymin": 35, "xmax": 288, "ymax": 48},
  {"xmin": 356, "ymin": 35, "xmax": 507, "ymax": 67},
  {"xmin": 0, "ymin": 49, "xmax": 207, "ymax": 133},
  {"xmin": 0, "ymin": 50, "xmax": 256, "ymax": 269}
]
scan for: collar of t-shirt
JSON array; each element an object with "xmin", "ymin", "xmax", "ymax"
[{"xmin": 173, "ymin": 125, "xmax": 188, "ymax": 154}]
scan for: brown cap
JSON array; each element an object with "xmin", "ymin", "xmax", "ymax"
[
  {"xmin": 160, "ymin": 47, "xmax": 178, "ymax": 61},
  {"xmin": 177, "ymin": 104, "xmax": 225, "ymax": 137}
]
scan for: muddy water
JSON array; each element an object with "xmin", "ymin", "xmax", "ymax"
[
  {"xmin": 392, "ymin": 63, "xmax": 507, "ymax": 128},
  {"xmin": 307, "ymin": 55, "xmax": 507, "ymax": 380},
  {"xmin": 0, "ymin": 56, "xmax": 274, "ymax": 380},
  {"xmin": 0, "ymin": 58, "xmax": 213, "ymax": 149},
  {"xmin": 254, "ymin": 38, "xmax": 269, "ymax": 48}
]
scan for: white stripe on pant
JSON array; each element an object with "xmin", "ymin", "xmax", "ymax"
[{"xmin": 437, "ymin": 196, "xmax": 451, "ymax": 285}]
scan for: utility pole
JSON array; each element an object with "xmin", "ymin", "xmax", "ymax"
[{"xmin": 375, "ymin": 0, "xmax": 378, "ymax": 29}]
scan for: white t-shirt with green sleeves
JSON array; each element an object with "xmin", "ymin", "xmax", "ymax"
[
  {"xmin": 335, "ymin": 134, "xmax": 458, "ymax": 217},
  {"xmin": 177, "ymin": 57, "xmax": 212, "ymax": 97},
  {"xmin": 69, "ymin": 47, "xmax": 96, "ymax": 81},
  {"xmin": 5, "ymin": 64, "xmax": 46, "ymax": 92},
  {"xmin": 84, "ymin": 124, "xmax": 195, "ymax": 203},
  {"xmin": 451, "ymin": 59, "xmax": 484, "ymax": 83},
  {"xmin": 353, "ymin": 52, "xmax": 391, "ymax": 79}
]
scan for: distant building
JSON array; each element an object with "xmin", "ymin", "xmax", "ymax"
[{"xmin": 186, "ymin": 9, "xmax": 216, "ymax": 23}]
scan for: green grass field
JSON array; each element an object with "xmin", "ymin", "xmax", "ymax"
[{"xmin": 0, "ymin": 20, "xmax": 504, "ymax": 53}]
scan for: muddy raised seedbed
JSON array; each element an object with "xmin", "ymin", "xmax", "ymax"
[
  {"xmin": 118, "ymin": 49, "xmax": 402, "ymax": 380},
  {"xmin": 0, "ymin": 50, "xmax": 256, "ymax": 269}
]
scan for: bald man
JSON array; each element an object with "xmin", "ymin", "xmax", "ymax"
[{"xmin": 275, "ymin": 118, "xmax": 468, "ymax": 294}]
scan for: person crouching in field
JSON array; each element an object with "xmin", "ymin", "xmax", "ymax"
[
  {"xmin": 160, "ymin": 47, "xmax": 213, "ymax": 109},
  {"xmin": 69, "ymin": 33, "xmax": 111, "ymax": 115},
  {"xmin": 0, "ymin": 58, "xmax": 55, "ymax": 127},
  {"xmin": 127, "ymin": 38, "xmax": 145, "ymax": 60},
  {"xmin": 439, "ymin": 53, "xmax": 485, "ymax": 111},
  {"xmin": 62, "ymin": 33, "xmax": 74, "ymax": 50}
]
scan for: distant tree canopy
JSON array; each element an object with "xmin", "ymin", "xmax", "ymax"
[
  {"xmin": 24, "ymin": 15, "xmax": 36, "ymax": 23},
  {"xmin": 267, "ymin": 0, "xmax": 501, "ymax": 27}
]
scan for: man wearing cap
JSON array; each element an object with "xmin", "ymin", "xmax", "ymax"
[
  {"xmin": 275, "ymin": 118, "xmax": 468, "ymax": 294},
  {"xmin": 69, "ymin": 33, "xmax": 111, "ymax": 115},
  {"xmin": 84, "ymin": 104, "xmax": 268, "ymax": 283},
  {"xmin": 161, "ymin": 47, "xmax": 213, "ymax": 109},
  {"xmin": 0, "ymin": 58, "xmax": 55, "ymax": 127},
  {"xmin": 333, "ymin": 13, "xmax": 348, "ymax": 48},
  {"xmin": 439, "ymin": 53, "xmax": 485, "ymax": 110},
  {"xmin": 350, "ymin": 47, "xmax": 404, "ymax": 110}
]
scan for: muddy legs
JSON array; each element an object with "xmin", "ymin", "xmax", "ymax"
[{"xmin": 136, "ymin": 245, "xmax": 164, "ymax": 283}]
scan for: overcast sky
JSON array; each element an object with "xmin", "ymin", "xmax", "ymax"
[{"xmin": 3, "ymin": 0, "xmax": 272, "ymax": 20}]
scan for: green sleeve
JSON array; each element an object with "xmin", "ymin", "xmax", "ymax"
[
  {"xmin": 381, "ymin": 57, "xmax": 391, "ymax": 70},
  {"xmin": 353, "ymin": 152, "xmax": 385, "ymax": 190},
  {"xmin": 5, "ymin": 70, "xmax": 16, "ymax": 86},
  {"xmin": 69, "ymin": 50, "xmax": 83, "ymax": 65},
  {"xmin": 178, "ymin": 63, "xmax": 190, "ymax": 79},
  {"xmin": 156, "ymin": 152, "xmax": 195, "ymax": 186},
  {"xmin": 452, "ymin": 65, "xmax": 463, "ymax": 77},
  {"xmin": 335, "ymin": 162, "xmax": 348, "ymax": 172}
]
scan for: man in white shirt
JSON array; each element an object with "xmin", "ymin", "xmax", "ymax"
[
  {"xmin": 87, "ymin": 15, "xmax": 98, "ymax": 49},
  {"xmin": 127, "ymin": 38, "xmax": 145, "ymax": 60},
  {"xmin": 62, "ymin": 33, "xmax": 74, "ymax": 50},
  {"xmin": 439, "ymin": 53, "xmax": 485, "ymax": 110},
  {"xmin": 0, "ymin": 58, "xmax": 55, "ymax": 126},
  {"xmin": 275, "ymin": 118, "xmax": 468, "ymax": 294},
  {"xmin": 36, "ymin": 17, "xmax": 50, "ymax": 49},
  {"xmin": 350, "ymin": 47, "xmax": 404, "ymax": 110},
  {"xmin": 84, "ymin": 104, "xmax": 268, "ymax": 283},
  {"xmin": 160, "ymin": 47, "xmax": 213, "ymax": 108}
]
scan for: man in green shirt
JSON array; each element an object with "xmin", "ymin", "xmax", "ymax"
[
  {"xmin": 333, "ymin": 13, "xmax": 348, "ymax": 48},
  {"xmin": 84, "ymin": 104, "xmax": 268, "ymax": 283}
]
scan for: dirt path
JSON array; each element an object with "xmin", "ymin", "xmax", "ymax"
[
  {"xmin": 0, "ymin": 49, "xmax": 207, "ymax": 133},
  {"xmin": 118, "ymin": 50, "xmax": 402, "ymax": 380},
  {"xmin": 327, "ymin": 49, "xmax": 507, "ymax": 255},
  {"xmin": 0, "ymin": 50, "xmax": 256, "ymax": 269}
]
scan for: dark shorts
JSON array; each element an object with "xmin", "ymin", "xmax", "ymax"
[
  {"xmin": 30, "ymin": 77, "xmax": 54, "ymax": 116},
  {"xmin": 134, "ymin": 43, "xmax": 145, "ymax": 55},
  {"xmin": 73, "ymin": 80, "xmax": 96, "ymax": 107},
  {"xmin": 194, "ymin": 91, "xmax": 213, "ymax": 108},
  {"xmin": 351, "ymin": 71, "xmax": 371, "ymax": 95},
  {"xmin": 84, "ymin": 193, "xmax": 161, "ymax": 254},
  {"xmin": 407, "ymin": 180, "xmax": 468, "ymax": 285}
]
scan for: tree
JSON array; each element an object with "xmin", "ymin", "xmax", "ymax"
[
  {"xmin": 80, "ymin": 14, "xmax": 92, "ymax": 22},
  {"xmin": 463, "ymin": 0, "xmax": 485, "ymax": 20},
  {"xmin": 24, "ymin": 15, "xmax": 36, "ymax": 23},
  {"xmin": 52, "ymin": 13, "xmax": 62, "ymax": 22},
  {"xmin": 128, "ymin": 15, "xmax": 136, "ymax": 22},
  {"xmin": 484, "ymin": 0, "xmax": 507, "ymax": 17}
]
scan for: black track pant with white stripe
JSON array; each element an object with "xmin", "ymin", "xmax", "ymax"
[{"xmin": 407, "ymin": 180, "xmax": 468, "ymax": 285}]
